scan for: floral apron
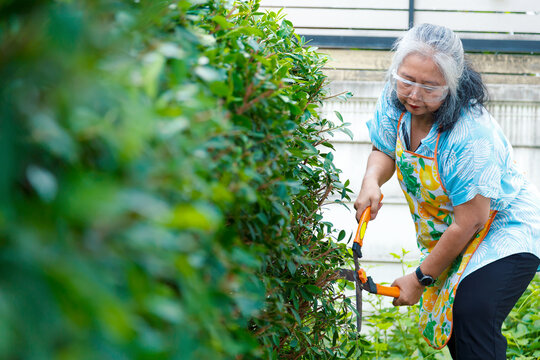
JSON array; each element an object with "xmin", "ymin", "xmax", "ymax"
[{"xmin": 394, "ymin": 113, "xmax": 497, "ymax": 349}]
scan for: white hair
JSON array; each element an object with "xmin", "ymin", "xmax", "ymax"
[
  {"xmin": 386, "ymin": 23, "xmax": 488, "ymax": 132},
  {"xmin": 387, "ymin": 23, "xmax": 464, "ymax": 97}
]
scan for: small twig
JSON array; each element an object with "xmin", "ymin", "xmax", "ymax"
[
  {"xmin": 318, "ymin": 183, "xmax": 333, "ymax": 208},
  {"xmin": 254, "ymin": 324, "xmax": 270, "ymax": 336},
  {"xmin": 321, "ymin": 90, "xmax": 350, "ymax": 101},
  {"xmin": 226, "ymin": 4, "xmax": 239, "ymax": 19},
  {"xmin": 312, "ymin": 139, "xmax": 327, "ymax": 147},
  {"xmin": 312, "ymin": 247, "xmax": 335, "ymax": 262},
  {"xmin": 236, "ymin": 88, "xmax": 276, "ymax": 115},
  {"xmin": 257, "ymin": 177, "xmax": 281, "ymax": 191}
]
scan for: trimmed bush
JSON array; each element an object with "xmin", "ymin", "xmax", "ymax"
[{"xmin": 0, "ymin": 1, "xmax": 356, "ymax": 359}]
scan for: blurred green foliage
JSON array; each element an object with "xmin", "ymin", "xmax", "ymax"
[{"xmin": 0, "ymin": 0, "xmax": 360, "ymax": 358}]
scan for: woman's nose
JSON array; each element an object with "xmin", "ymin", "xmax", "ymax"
[{"xmin": 408, "ymin": 86, "xmax": 422, "ymax": 101}]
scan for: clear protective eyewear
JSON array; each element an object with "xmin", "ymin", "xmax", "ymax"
[{"xmin": 392, "ymin": 71, "xmax": 449, "ymax": 103}]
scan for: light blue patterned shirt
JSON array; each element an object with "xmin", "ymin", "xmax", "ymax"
[{"xmin": 367, "ymin": 83, "xmax": 540, "ymax": 277}]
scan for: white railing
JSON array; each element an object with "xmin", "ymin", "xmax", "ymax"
[{"xmin": 259, "ymin": 0, "xmax": 540, "ymax": 41}]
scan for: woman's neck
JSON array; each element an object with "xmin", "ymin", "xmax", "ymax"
[
  {"xmin": 411, "ymin": 113, "xmax": 435, "ymax": 130},
  {"xmin": 409, "ymin": 113, "xmax": 435, "ymax": 151}
]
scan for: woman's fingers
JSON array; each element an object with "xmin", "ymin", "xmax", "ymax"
[
  {"xmin": 391, "ymin": 273, "xmax": 424, "ymax": 306},
  {"xmin": 354, "ymin": 189, "xmax": 382, "ymax": 222},
  {"xmin": 391, "ymin": 279, "xmax": 402, "ymax": 306},
  {"xmin": 370, "ymin": 199, "xmax": 384, "ymax": 220}
]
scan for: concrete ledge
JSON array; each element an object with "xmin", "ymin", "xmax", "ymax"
[{"xmin": 321, "ymin": 49, "xmax": 540, "ymax": 85}]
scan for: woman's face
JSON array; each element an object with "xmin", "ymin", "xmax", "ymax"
[{"xmin": 394, "ymin": 53, "xmax": 448, "ymax": 117}]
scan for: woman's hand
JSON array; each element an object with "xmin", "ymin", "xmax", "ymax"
[
  {"xmin": 391, "ymin": 273, "xmax": 424, "ymax": 306},
  {"xmin": 354, "ymin": 182, "xmax": 383, "ymax": 222}
]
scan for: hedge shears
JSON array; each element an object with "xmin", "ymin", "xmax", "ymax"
[{"xmin": 338, "ymin": 197, "xmax": 400, "ymax": 332}]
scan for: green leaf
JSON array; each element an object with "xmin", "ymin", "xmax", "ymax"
[
  {"xmin": 340, "ymin": 127, "xmax": 354, "ymax": 140},
  {"xmin": 166, "ymin": 203, "xmax": 221, "ymax": 231},
  {"xmin": 290, "ymin": 338, "xmax": 298, "ymax": 348},
  {"xmin": 305, "ymin": 285, "xmax": 322, "ymax": 294},
  {"xmin": 346, "ymin": 344, "xmax": 356, "ymax": 358},
  {"xmin": 26, "ymin": 165, "xmax": 58, "ymax": 202},
  {"xmin": 29, "ymin": 113, "xmax": 78, "ymax": 162},
  {"xmin": 287, "ymin": 260, "xmax": 296, "ymax": 275},
  {"xmin": 210, "ymin": 81, "xmax": 230, "ymax": 96},
  {"xmin": 194, "ymin": 66, "xmax": 223, "ymax": 82},
  {"xmin": 224, "ymin": 26, "xmax": 264, "ymax": 38},
  {"xmin": 291, "ymin": 308, "xmax": 302, "ymax": 324},
  {"xmin": 212, "ymin": 15, "xmax": 233, "ymax": 29},
  {"xmin": 334, "ymin": 110, "xmax": 343, "ymax": 122}
]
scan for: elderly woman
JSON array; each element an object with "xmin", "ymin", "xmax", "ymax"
[{"xmin": 354, "ymin": 23, "xmax": 540, "ymax": 359}]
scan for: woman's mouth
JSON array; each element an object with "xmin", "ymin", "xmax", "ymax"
[{"xmin": 408, "ymin": 104, "xmax": 420, "ymax": 110}]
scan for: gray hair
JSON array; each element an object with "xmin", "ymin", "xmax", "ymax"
[
  {"xmin": 387, "ymin": 23, "xmax": 488, "ymax": 132},
  {"xmin": 387, "ymin": 23, "xmax": 464, "ymax": 97}
]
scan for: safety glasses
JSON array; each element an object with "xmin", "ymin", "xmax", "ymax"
[{"xmin": 392, "ymin": 71, "xmax": 449, "ymax": 103}]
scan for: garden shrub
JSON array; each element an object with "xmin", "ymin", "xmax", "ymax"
[{"xmin": 0, "ymin": 0, "xmax": 357, "ymax": 359}]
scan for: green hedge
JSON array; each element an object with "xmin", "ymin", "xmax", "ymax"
[{"xmin": 0, "ymin": 1, "xmax": 358, "ymax": 358}]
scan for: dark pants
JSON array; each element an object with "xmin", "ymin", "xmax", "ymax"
[{"xmin": 447, "ymin": 253, "xmax": 539, "ymax": 360}]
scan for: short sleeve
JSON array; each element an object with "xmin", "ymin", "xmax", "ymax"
[
  {"xmin": 366, "ymin": 82, "xmax": 401, "ymax": 159},
  {"xmin": 439, "ymin": 108, "xmax": 520, "ymax": 207}
]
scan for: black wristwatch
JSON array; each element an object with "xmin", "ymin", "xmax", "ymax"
[{"xmin": 415, "ymin": 266, "xmax": 435, "ymax": 286}]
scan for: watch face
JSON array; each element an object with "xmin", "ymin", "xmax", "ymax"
[{"xmin": 416, "ymin": 266, "xmax": 434, "ymax": 286}]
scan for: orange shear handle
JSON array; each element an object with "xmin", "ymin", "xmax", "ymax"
[
  {"xmin": 353, "ymin": 195, "xmax": 384, "ymax": 248},
  {"xmin": 376, "ymin": 284, "xmax": 401, "ymax": 298},
  {"xmin": 353, "ymin": 206, "xmax": 371, "ymax": 248}
]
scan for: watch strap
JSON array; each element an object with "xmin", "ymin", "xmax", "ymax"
[{"xmin": 415, "ymin": 266, "xmax": 435, "ymax": 286}]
